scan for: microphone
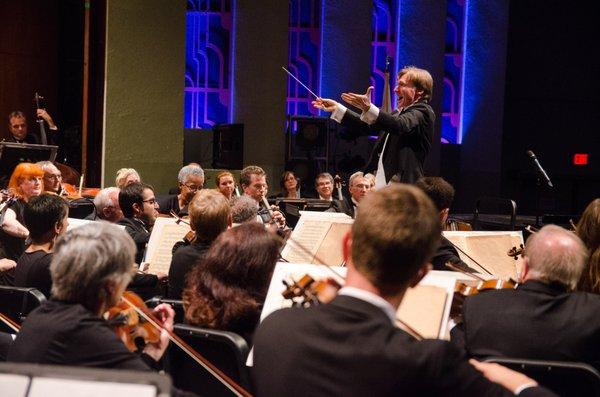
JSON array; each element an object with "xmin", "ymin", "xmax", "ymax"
[{"xmin": 526, "ymin": 150, "xmax": 553, "ymax": 188}]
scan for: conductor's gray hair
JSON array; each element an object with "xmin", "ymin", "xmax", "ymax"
[
  {"xmin": 50, "ymin": 222, "xmax": 136, "ymax": 312},
  {"xmin": 525, "ymin": 224, "xmax": 589, "ymax": 290},
  {"xmin": 93, "ymin": 187, "xmax": 120, "ymax": 212},
  {"xmin": 178, "ymin": 165, "xmax": 204, "ymax": 183}
]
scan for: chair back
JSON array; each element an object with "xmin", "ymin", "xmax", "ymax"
[
  {"xmin": 473, "ymin": 196, "xmax": 517, "ymax": 230},
  {"xmin": 145, "ymin": 297, "xmax": 185, "ymax": 324},
  {"xmin": 166, "ymin": 324, "xmax": 251, "ymax": 397},
  {"xmin": 485, "ymin": 357, "xmax": 600, "ymax": 397},
  {"xmin": 0, "ymin": 286, "xmax": 46, "ymax": 332}
]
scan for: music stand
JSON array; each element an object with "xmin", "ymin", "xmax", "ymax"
[{"xmin": 0, "ymin": 142, "xmax": 57, "ymax": 184}]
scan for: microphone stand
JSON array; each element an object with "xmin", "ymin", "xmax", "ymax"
[{"xmin": 535, "ymin": 176, "xmax": 542, "ymax": 228}]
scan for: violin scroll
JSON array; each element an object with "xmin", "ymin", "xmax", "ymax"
[
  {"xmin": 282, "ymin": 274, "xmax": 341, "ymax": 307},
  {"xmin": 507, "ymin": 244, "xmax": 524, "ymax": 261}
]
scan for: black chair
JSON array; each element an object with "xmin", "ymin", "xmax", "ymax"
[
  {"xmin": 473, "ymin": 196, "xmax": 517, "ymax": 231},
  {"xmin": 68, "ymin": 197, "xmax": 96, "ymax": 219},
  {"xmin": 0, "ymin": 286, "xmax": 46, "ymax": 333},
  {"xmin": 145, "ymin": 296, "xmax": 185, "ymax": 324},
  {"xmin": 484, "ymin": 357, "xmax": 600, "ymax": 397},
  {"xmin": 165, "ymin": 324, "xmax": 251, "ymax": 397}
]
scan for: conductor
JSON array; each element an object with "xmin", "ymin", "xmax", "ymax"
[{"xmin": 313, "ymin": 66, "xmax": 434, "ymax": 187}]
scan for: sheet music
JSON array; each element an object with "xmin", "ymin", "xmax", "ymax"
[
  {"xmin": 281, "ymin": 211, "xmax": 353, "ymax": 264},
  {"xmin": 144, "ymin": 217, "xmax": 190, "ymax": 275},
  {"xmin": 444, "ymin": 231, "xmax": 524, "ymax": 279},
  {"xmin": 67, "ymin": 218, "xmax": 125, "ymax": 231}
]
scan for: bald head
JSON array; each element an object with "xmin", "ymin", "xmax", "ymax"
[{"xmin": 525, "ymin": 225, "xmax": 588, "ymax": 289}]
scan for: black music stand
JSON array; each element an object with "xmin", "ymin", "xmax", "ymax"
[{"xmin": 0, "ymin": 142, "xmax": 57, "ymax": 186}]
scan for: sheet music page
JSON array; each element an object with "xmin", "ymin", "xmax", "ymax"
[
  {"xmin": 145, "ymin": 217, "xmax": 190, "ymax": 275},
  {"xmin": 444, "ymin": 231, "xmax": 524, "ymax": 280},
  {"xmin": 67, "ymin": 218, "xmax": 126, "ymax": 232},
  {"xmin": 281, "ymin": 211, "xmax": 353, "ymax": 264},
  {"xmin": 397, "ymin": 285, "xmax": 447, "ymax": 339},
  {"xmin": 313, "ymin": 222, "xmax": 353, "ymax": 266}
]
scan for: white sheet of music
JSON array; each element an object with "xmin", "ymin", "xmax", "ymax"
[
  {"xmin": 281, "ymin": 211, "xmax": 353, "ymax": 265},
  {"xmin": 443, "ymin": 231, "xmax": 525, "ymax": 280},
  {"xmin": 144, "ymin": 217, "xmax": 190, "ymax": 275},
  {"xmin": 28, "ymin": 377, "xmax": 157, "ymax": 397},
  {"xmin": 66, "ymin": 218, "xmax": 125, "ymax": 232}
]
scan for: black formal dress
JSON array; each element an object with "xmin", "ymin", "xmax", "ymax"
[
  {"xmin": 14, "ymin": 250, "xmax": 53, "ymax": 298},
  {"xmin": 452, "ymin": 280, "xmax": 600, "ymax": 370},
  {"xmin": 253, "ymin": 295, "xmax": 553, "ymax": 397},
  {"xmin": 0, "ymin": 200, "xmax": 27, "ymax": 264},
  {"xmin": 339, "ymin": 101, "xmax": 434, "ymax": 184},
  {"xmin": 167, "ymin": 240, "xmax": 211, "ymax": 300},
  {"xmin": 7, "ymin": 300, "xmax": 157, "ymax": 370},
  {"xmin": 156, "ymin": 194, "xmax": 188, "ymax": 217}
]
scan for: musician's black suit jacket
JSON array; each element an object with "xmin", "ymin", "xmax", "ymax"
[
  {"xmin": 253, "ymin": 295, "xmax": 553, "ymax": 397},
  {"xmin": 452, "ymin": 280, "xmax": 600, "ymax": 370},
  {"xmin": 340, "ymin": 101, "xmax": 434, "ymax": 184}
]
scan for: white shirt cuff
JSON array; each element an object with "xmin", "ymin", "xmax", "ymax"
[
  {"xmin": 515, "ymin": 382, "xmax": 539, "ymax": 395},
  {"xmin": 330, "ymin": 104, "xmax": 347, "ymax": 123},
  {"xmin": 360, "ymin": 103, "xmax": 379, "ymax": 125}
]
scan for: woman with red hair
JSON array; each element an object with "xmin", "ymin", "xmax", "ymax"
[{"xmin": 0, "ymin": 163, "xmax": 44, "ymax": 267}]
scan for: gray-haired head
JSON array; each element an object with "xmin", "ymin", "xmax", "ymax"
[
  {"xmin": 93, "ymin": 187, "xmax": 120, "ymax": 213},
  {"xmin": 525, "ymin": 224, "xmax": 589, "ymax": 290},
  {"xmin": 50, "ymin": 222, "xmax": 136, "ymax": 313},
  {"xmin": 349, "ymin": 171, "xmax": 365, "ymax": 187},
  {"xmin": 178, "ymin": 164, "xmax": 204, "ymax": 183},
  {"xmin": 230, "ymin": 195, "xmax": 258, "ymax": 224}
]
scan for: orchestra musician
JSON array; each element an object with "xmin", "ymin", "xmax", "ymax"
[
  {"xmin": 314, "ymin": 172, "xmax": 349, "ymax": 214},
  {"xmin": 36, "ymin": 161, "xmax": 64, "ymax": 195},
  {"xmin": 0, "ymin": 163, "xmax": 44, "ymax": 265},
  {"xmin": 415, "ymin": 176, "xmax": 477, "ymax": 272},
  {"xmin": 7, "ymin": 222, "xmax": 175, "ymax": 370},
  {"xmin": 115, "ymin": 168, "xmax": 141, "ymax": 189},
  {"xmin": 451, "ymin": 225, "xmax": 600, "ymax": 370},
  {"xmin": 344, "ymin": 171, "xmax": 371, "ymax": 218},
  {"xmin": 6, "ymin": 109, "xmax": 58, "ymax": 145},
  {"xmin": 183, "ymin": 222, "xmax": 280, "ymax": 345},
  {"xmin": 273, "ymin": 171, "xmax": 301, "ymax": 199},
  {"xmin": 239, "ymin": 165, "xmax": 286, "ymax": 227},
  {"xmin": 156, "ymin": 164, "xmax": 204, "ymax": 216},
  {"xmin": 13, "ymin": 193, "xmax": 69, "ymax": 298},
  {"xmin": 215, "ymin": 170, "xmax": 236, "ymax": 201},
  {"xmin": 168, "ymin": 189, "xmax": 231, "ymax": 300},
  {"xmin": 575, "ymin": 198, "xmax": 600, "ymax": 294},
  {"xmin": 252, "ymin": 184, "xmax": 555, "ymax": 396}
]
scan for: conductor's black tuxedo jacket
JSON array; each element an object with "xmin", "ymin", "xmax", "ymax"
[{"xmin": 340, "ymin": 101, "xmax": 434, "ymax": 184}]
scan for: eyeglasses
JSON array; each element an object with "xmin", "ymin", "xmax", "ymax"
[
  {"xmin": 45, "ymin": 174, "xmax": 62, "ymax": 180},
  {"xmin": 183, "ymin": 183, "xmax": 202, "ymax": 191},
  {"xmin": 142, "ymin": 198, "xmax": 157, "ymax": 205}
]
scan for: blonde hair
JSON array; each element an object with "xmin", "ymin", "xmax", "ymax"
[
  {"xmin": 398, "ymin": 66, "xmax": 433, "ymax": 102},
  {"xmin": 115, "ymin": 168, "xmax": 140, "ymax": 189},
  {"xmin": 189, "ymin": 189, "xmax": 231, "ymax": 242}
]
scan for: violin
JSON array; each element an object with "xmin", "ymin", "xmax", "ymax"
[
  {"xmin": 105, "ymin": 291, "xmax": 161, "ymax": 352},
  {"xmin": 169, "ymin": 210, "xmax": 196, "ymax": 244},
  {"xmin": 449, "ymin": 261, "xmax": 518, "ymax": 319},
  {"xmin": 282, "ymin": 274, "xmax": 342, "ymax": 307},
  {"xmin": 109, "ymin": 291, "xmax": 252, "ymax": 397},
  {"xmin": 507, "ymin": 244, "xmax": 524, "ymax": 260}
]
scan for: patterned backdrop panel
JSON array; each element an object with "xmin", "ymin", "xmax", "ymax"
[
  {"xmin": 286, "ymin": 0, "xmax": 322, "ymax": 117},
  {"xmin": 184, "ymin": 0, "xmax": 232, "ymax": 129}
]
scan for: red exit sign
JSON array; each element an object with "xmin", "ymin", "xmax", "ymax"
[{"xmin": 573, "ymin": 153, "xmax": 588, "ymax": 166}]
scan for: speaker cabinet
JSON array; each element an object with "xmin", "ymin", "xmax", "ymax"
[{"xmin": 212, "ymin": 123, "xmax": 243, "ymax": 169}]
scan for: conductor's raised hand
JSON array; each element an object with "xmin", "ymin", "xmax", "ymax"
[
  {"xmin": 341, "ymin": 86, "xmax": 373, "ymax": 112},
  {"xmin": 312, "ymin": 98, "xmax": 339, "ymax": 113}
]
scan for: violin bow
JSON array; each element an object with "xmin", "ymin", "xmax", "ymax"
[
  {"xmin": 121, "ymin": 295, "xmax": 252, "ymax": 397},
  {"xmin": 0, "ymin": 312, "xmax": 20, "ymax": 333},
  {"xmin": 444, "ymin": 238, "xmax": 494, "ymax": 276}
]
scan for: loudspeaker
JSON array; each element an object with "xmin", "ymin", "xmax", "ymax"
[
  {"xmin": 287, "ymin": 116, "xmax": 329, "ymax": 159},
  {"xmin": 212, "ymin": 123, "xmax": 243, "ymax": 169}
]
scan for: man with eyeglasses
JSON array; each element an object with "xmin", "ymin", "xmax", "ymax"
[
  {"xmin": 117, "ymin": 182, "xmax": 160, "ymax": 264},
  {"xmin": 157, "ymin": 164, "xmax": 204, "ymax": 216},
  {"xmin": 36, "ymin": 161, "xmax": 63, "ymax": 195},
  {"xmin": 116, "ymin": 182, "xmax": 166, "ymax": 300}
]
